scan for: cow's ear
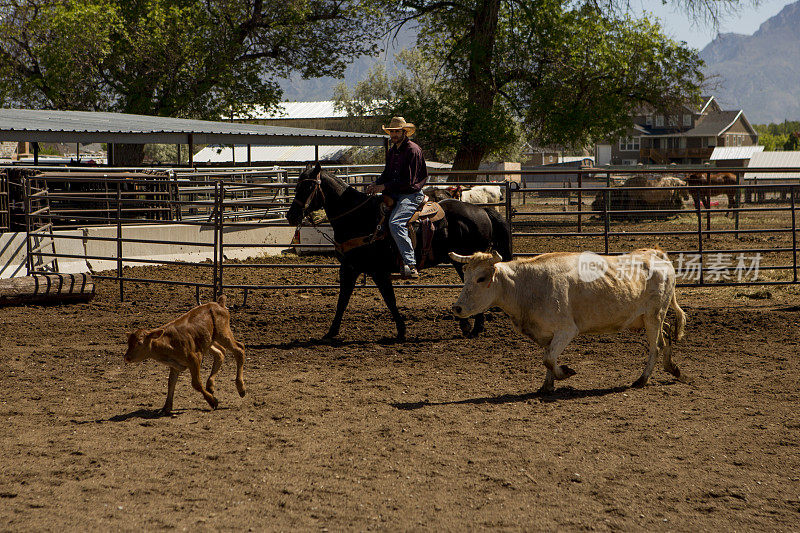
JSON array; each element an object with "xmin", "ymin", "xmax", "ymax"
[
  {"xmin": 147, "ymin": 328, "xmax": 165, "ymax": 340},
  {"xmin": 305, "ymin": 162, "xmax": 314, "ymax": 171},
  {"xmin": 311, "ymin": 162, "xmax": 322, "ymax": 177}
]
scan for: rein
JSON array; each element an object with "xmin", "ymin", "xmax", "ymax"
[{"xmin": 292, "ymin": 174, "xmax": 382, "ymax": 255}]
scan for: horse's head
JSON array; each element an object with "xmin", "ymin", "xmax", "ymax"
[{"xmin": 286, "ymin": 162, "xmax": 325, "ymax": 226}]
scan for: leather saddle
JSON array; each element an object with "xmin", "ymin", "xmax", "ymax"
[
  {"xmin": 380, "ymin": 195, "xmax": 445, "ymax": 225},
  {"xmin": 335, "ymin": 196, "xmax": 445, "ymax": 260},
  {"xmin": 385, "ymin": 196, "xmax": 444, "ymax": 268}
]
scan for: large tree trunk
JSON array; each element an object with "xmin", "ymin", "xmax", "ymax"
[
  {"xmin": 111, "ymin": 143, "xmax": 146, "ymax": 166},
  {"xmin": 448, "ymin": 0, "xmax": 501, "ymax": 180}
]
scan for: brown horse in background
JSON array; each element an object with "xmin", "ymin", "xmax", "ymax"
[{"xmin": 685, "ymin": 172, "xmax": 739, "ymax": 217}]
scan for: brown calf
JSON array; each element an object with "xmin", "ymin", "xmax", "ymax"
[{"xmin": 123, "ymin": 295, "xmax": 246, "ymax": 414}]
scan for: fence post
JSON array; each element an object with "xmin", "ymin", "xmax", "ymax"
[
  {"xmin": 734, "ymin": 171, "xmax": 740, "ymax": 239},
  {"xmin": 603, "ymin": 173, "xmax": 610, "ymax": 255},
  {"xmin": 792, "ymin": 185, "xmax": 797, "ymax": 283},
  {"xmin": 117, "ymin": 181, "xmax": 124, "ymax": 301},
  {"xmin": 212, "ymin": 181, "xmax": 220, "ymax": 300},
  {"xmin": 577, "ymin": 172, "xmax": 582, "ymax": 233},
  {"xmin": 705, "ymin": 170, "xmax": 711, "ymax": 234},
  {"xmin": 696, "ymin": 189, "xmax": 704, "ymax": 285},
  {"xmin": 217, "ymin": 180, "xmax": 225, "ymax": 299},
  {"xmin": 504, "ymin": 181, "xmax": 512, "ymax": 223},
  {"xmin": 23, "ymin": 178, "xmax": 32, "ymax": 275}
]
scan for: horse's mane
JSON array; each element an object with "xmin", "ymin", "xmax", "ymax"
[{"xmin": 320, "ymin": 170, "xmax": 358, "ymax": 198}]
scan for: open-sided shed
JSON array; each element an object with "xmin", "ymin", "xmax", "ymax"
[{"xmin": 0, "ymin": 108, "xmax": 387, "ymax": 165}]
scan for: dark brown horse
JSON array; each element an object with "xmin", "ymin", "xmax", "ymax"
[{"xmin": 685, "ymin": 172, "xmax": 739, "ymax": 217}]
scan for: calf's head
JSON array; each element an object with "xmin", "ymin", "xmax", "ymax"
[
  {"xmin": 123, "ymin": 328, "xmax": 164, "ymax": 364},
  {"xmin": 449, "ymin": 251, "xmax": 503, "ymax": 318}
]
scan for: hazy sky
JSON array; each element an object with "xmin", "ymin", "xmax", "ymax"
[{"xmin": 632, "ymin": 0, "xmax": 796, "ymax": 49}]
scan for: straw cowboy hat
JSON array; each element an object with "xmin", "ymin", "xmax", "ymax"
[{"xmin": 381, "ymin": 116, "xmax": 416, "ymax": 136}]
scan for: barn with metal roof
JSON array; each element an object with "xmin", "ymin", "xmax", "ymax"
[{"xmin": 0, "ymin": 108, "xmax": 386, "ymax": 165}]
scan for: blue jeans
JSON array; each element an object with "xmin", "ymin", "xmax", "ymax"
[{"xmin": 388, "ymin": 190, "xmax": 425, "ymax": 267}]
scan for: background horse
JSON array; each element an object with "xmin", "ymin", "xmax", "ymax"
[
  {"xmin": 686, "ymin": 172, "xmax": 739, "ymax": 217},
  {"xmin": 286, "ymin": 163, "xmax": 513, "ymax": 340}
]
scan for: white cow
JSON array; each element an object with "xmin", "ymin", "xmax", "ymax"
[
  {"xmin": 460, "ymin": 185, "xmax": 503, "ymax": 205},
  {"xmin": 449, "ymin": 248, "xmax": 687, "ymax": 393}
]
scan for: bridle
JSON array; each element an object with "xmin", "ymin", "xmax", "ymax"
[
  {"xmin": 291, "ymin": 174, "xmax": 325, "ymax": 220},
  {"xmin": 292, "ymin": 173, "xmax": 372, "ymax": 223},
  {"xmin": 290, "ymin": 171, "xmax": 386, "ymax": 256}
]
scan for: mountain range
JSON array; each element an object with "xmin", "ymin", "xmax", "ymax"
[
  {"xmin": 697, "ymin": 1, "xmax": 800, "ymax": 124},
  {"xmin": 280, "ymin": 4, "xmax": 800, "ymax": 125},
  {"xmin": 278, "ymin": 27, "xmax": 416, "ymax": 102}
]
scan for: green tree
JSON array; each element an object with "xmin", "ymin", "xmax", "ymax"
[
  {"xmin": 754, "ymin": 122, "xmax": 800, "ymax": 150},
  {"xmin": 0, "ymin": 0, "xmax": 387, "ymax": 163},
  {"xmin": 334, "ymin": 48, "xmax": 522, "ymax": 163},
  {"xmin": 374, "ymin": 0, "xmax": 718, "ymax": 171},
  {"xmin": 785, "ymin": 132, "xmax": 800, "ymax": 151}
]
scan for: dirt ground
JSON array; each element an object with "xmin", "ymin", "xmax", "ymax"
[{"xmin": 3, "ymin": 212, "xmax": 800, "ymax": 530}]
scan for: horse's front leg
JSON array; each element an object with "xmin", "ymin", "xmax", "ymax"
[
  {"xmin": 325, "ymin": 264, "xmax": 358, "ymax": 339},
  {"xmin": 452, "ymin": 262, "xmax": 481, "ymax": 337},
  {"xmin": 371, "ymin": 271, "xmax": 406, "ymax": 341}
]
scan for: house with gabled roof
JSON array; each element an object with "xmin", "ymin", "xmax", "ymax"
[{"xmin": 595, "ymin": 96, "xmax": 759, "ymax": 165}]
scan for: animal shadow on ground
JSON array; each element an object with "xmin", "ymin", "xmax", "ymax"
[
  {"xmin": 391, "ymin": 385, "xmax": 630, "ymax": 410},
  {"xmin": 107, "ymin": 408, "xmax": 172, "ymax": 422},
  {"xmin": 104, "ymin": 405, "xmax": 232, "ymax": 422},
  {"xmin": 254, "ymin": 335, "xmax": 447, "ymax": 351}
]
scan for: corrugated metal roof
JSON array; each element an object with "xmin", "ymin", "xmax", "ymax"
[
  {"xmin": 193, "ymin": 144, "xmax": 353, "ymax": 163},
  {"xmin": 744, "ymin": 151, "xmax": 800, "ymax": 180},
  {"xmin": 710, "ymin": 145, "xmax": 765, "ymax": 160},
  {"xmin": 237, "ymin": 101, "xmax": 349, "ymax": 120},
  {"xmin": 0, "ymin": 108, "xmax": 385, "ymax": 146}
]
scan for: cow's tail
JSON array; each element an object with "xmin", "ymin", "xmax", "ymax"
[
  {"xmin": 484, "ymin": 207, "xmax": 513, "ymax": 260},
  {"xmin": 670, "ymin": 290, "xmax": 686, "ymax": 342}
]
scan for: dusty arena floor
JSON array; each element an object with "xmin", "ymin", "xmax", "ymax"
[{"xmin": 2, "ymin": 262, "xmax": 800, "ymax": 531}]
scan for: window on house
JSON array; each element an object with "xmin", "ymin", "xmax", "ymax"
[
  {"xmin": 645, "ymin": 115, "xmax": 653, "ymax": 126},
  {"xmin": 683, "ymin": 114, "xmax": 692, "ymax": 127},
  {"xmin": 668, "ymin": 115, "xmax": 679, "ymax": 127},
  {"xmin": 656, "ymin": 115, "xmax": 664, "ymax": 127},
  {"xmin": 619, "ymin": 137, "xmax": 640, "ymax": 151}
]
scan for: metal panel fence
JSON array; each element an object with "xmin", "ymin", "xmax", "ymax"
[{"xmin": 12, "ymin": 165, "xmax": 800, "ymax": 301}]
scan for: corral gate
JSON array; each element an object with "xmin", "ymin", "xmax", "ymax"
[{"xmin": 9, "ymin": 165, "xmax": 800, "ymax": 300}]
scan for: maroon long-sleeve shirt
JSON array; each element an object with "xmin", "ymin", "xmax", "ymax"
[{"xmin": 376, "ymin": 138, "xmax": 428, "ymax": 195}]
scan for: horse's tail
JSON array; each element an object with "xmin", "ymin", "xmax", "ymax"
[{"xmin": 484, "ymin": 207, "xmax": 513, "ymax": 260}]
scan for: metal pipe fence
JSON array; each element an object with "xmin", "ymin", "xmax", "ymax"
[{"xmin": 13, "ymin": 165, "xmax": 800, "ymax": 301}]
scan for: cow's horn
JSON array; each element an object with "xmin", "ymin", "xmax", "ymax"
[
  {"xmin": 491, "ymin": 250, "xmax": 503, "ymax": 262},
  {"xmin": 449, "ymin": 252, "xmax": 471, "ymax": 263}
]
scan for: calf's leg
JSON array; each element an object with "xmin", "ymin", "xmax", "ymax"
[
  {"xmin": 162, "ymin": 368, "xmax": 180, "ymax": 415},
  {"xmin": 205, "ymin": 344, "xmax": 225, "ymax": 395},
  {"xmin": 216, "ymin": 332, "xmax": 246, "ymax": 397},
  {"xmin": 186, "ymin": 352, "xmax": 218, "ymax": 409}
]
